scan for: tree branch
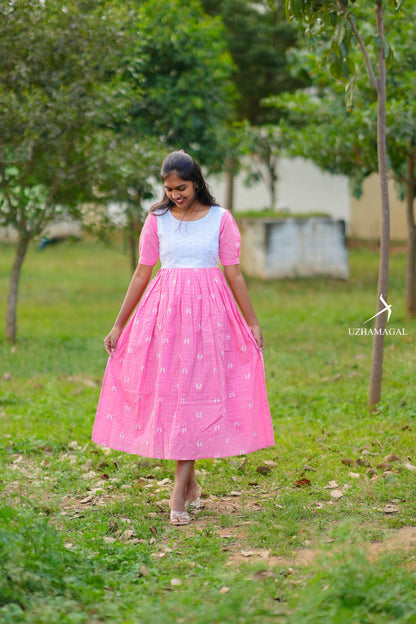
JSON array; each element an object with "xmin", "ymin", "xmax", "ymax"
[{"xmin": 336, "ymin": 0, "xmax": 379, "ymax": 92}]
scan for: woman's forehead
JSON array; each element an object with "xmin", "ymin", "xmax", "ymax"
[{"xmin": 163, "ymin": 172, "xmax": 189, "ymax": 187}]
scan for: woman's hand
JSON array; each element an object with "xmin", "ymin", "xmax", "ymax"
[
  {"xmin": 250, "ymin": 325, "xmax": 265, "ymax": 352},
  {"xmin": 104, "ymin": 326, "xmax": 122, "ymax": 356}
]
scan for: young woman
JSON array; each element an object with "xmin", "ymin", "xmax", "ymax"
[{"xmin": 92, "ymin": 150, "xmax": 274, "ymax": 525}]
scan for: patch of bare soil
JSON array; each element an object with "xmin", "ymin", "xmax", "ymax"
[{"xmin": 367, "ymin": 527, "xmax": 416, "ymax": 561}]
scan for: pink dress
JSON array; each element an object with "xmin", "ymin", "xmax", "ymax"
[{"xmin": 92, "ymin": 206, "xmax": 274, "ymax": 460}]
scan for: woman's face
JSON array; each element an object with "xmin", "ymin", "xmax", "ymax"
[{"xmin": 163, "ymin": 172, "xmax": 197, "ymax": 210}]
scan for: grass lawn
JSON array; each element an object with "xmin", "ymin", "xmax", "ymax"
[{"xmin": 0, "ymin": 237, "xmax": 416, "ymax": 623}]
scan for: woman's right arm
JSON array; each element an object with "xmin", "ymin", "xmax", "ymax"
[{"xmin": 104, "ymin": 263, "xmax": 153, "ymax": 355}]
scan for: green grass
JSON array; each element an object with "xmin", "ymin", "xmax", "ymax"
[
  {"xmin": 1, "ymin": 237, "xmax": 416, "ymax": 623},
  {"xmin": 235, "ymin": 209, "xmax": 330, "ymax": 219}
]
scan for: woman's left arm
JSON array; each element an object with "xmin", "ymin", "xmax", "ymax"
[{"xmin": 223, "ymin": 264, "xmax": 264, "ymax": 351}]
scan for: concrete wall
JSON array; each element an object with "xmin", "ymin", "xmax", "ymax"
[
  {"xmin": 209, "ymin": 156, "xmax": 351, "ymax": 226},
  {"xmin": 350, "ymin": 174, "xmax": 408, "ymax": 241},
  {"xmin": 238, "ymin": 217, "xmax": 349, "ymax": 280},
  {"xmin": 0, "ymin": 219, "xmax": 82, "ymax": 243}
]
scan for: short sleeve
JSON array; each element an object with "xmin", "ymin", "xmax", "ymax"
[
  {"xmin": 138, "ymin": 213, "xmax": 159, "ymax": 266},
  {"xmin": 219, "ymin": 209, "xmax": 241, "ymax": 266}
]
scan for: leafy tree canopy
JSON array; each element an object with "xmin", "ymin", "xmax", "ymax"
[{"xmin": 200, "ymin": 0, "xmax": 308, "ymax": 124}]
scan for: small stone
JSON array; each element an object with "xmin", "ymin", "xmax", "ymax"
[
  {"xmin": 170, "ymin": 578, "xmax": 182, "ymax": 587},
  {"xmin": 383, "ymin": 504, "xmax": 399, "ymax": 514}
]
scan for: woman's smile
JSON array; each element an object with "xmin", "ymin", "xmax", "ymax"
[{"xmin": 164, "ymin": 172, "xmax": 198, "ymax": 211}]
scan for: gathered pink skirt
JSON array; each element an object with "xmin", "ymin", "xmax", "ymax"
[{"xmin": 92, "ymin": 267, "xmax": 274, "ymax": 459}]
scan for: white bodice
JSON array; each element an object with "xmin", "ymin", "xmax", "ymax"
[{"xmin": 157, "ymin": 205, "xmax": 226, "ymax": 269}]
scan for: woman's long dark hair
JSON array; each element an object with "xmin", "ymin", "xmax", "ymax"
[{"xmin": 150, "ymin": 151, "xmax": 217, "ymax": 214}]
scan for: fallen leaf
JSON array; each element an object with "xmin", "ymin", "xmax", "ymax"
[
  {"xmin": 82, "ymin": 470, "xmax": 97, "ymax": 480},
  {"xmin": 219, "ymin": 586, "xmax": 230, "ymax": 594},
  {"xmin": 355, "ymin": 458, "xmax": 370, "ymax": 467},
  {"xmin": 240, "ymin": 549, "xmax": 257, "ymax": 557},
  {"xmin": 264, "ymin": 460, "xmax": 278, "ymax": 468},
  {"xmin": 382, "ymin": 504, "xmax": 399, "ymax": 514},
  {"xmin": 376, "ymin": 463, "xmax": 392, "ymax": 470},
  {"xmin": 256, "ymin": 465, "xmax": 271, "ymax": 475},
  {"xmin": 330, "ymin": 489, "xmax": 344, "ymax": 500},
  {"xmin": 341, "ymin": 458, "xmax": 353, "ymax": 466},
  {"xmin": 80, "ymin": 495, "xmax": 93, "ymax": 504},
  {"xmin": 252, "ymin": 569, "xmax": 277, "ymax": 581},
  {"xmin": 82, "ymin": 459, "xmax": 93, "ymax": 472},
  {"xmin": 120, "ymin": 529, "xmax": 135, "ymax": 542},
  {"xmin": 384, "ymin": 454, "xmax": 402, "ymax": 463},
  {"xmin": 303, "ymin": 465, "xmax": 317, "ymax": 472},
  {"xmin": 293, "ymin": 478, "xmax": 311, "ymax": 488},
  {"xmin": 139, "ymin": 566, "xmax": 150, "ymax": 577},
  {"xmin": 404, "ymin": 462, "xmax": 416, "ymax": 473},
  {"xmin": 157, "ymin": 478, "xmax": 171, "ymax": 486},
  {"xmin": 348, "ymin": 472, "xmax": 361, "ymax": 479},
  {"xmin": 229, "ymin": 490, "xmax": 242, "ymax": 497},
  {"xmin": 324, "ymin": 481, "xmax": 339, "ymax": 490},
  {"xmin": 103, "ymin": 536, "xmax": 117, "ymax": 544},
  {"xmin": 238, "ymin": 458, "xmax": 248, "ymax": 472}
]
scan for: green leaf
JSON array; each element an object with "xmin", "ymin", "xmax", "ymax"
[{"xmin": 374, "ymin": 34, "xmax": 383, "ymax": 50}]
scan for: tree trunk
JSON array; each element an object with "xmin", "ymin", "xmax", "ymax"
[
  {"xmin": 405, "ymin": 150, "xmax": 416, "ymax": 318},
  {"xmin": 368, "ymin": 2, "xmax": 390, "ymax": 409},
  {"xmin": 6, "ymin": 233, "xmax": 31, "ymax": 343},
  {"xmin": 225, "ymin": 158, "xmax": 236, "ymax": 212},
  {"xmin": 268, "ymin": 156, "xmax": 278, "ymax": 211}
]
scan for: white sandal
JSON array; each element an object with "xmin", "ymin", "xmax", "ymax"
[
  {"xmin": 185, "ymin": 497, "xmax": 201, "ymax": 510},
  {"xmin": 170, "ymin": 510, "xmax": 191, "ymax": 526}
]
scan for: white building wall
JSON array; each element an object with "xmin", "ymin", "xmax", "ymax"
[{"xmin": 208, "ymin": 156, "xmax": 351, "ymax": 230}]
